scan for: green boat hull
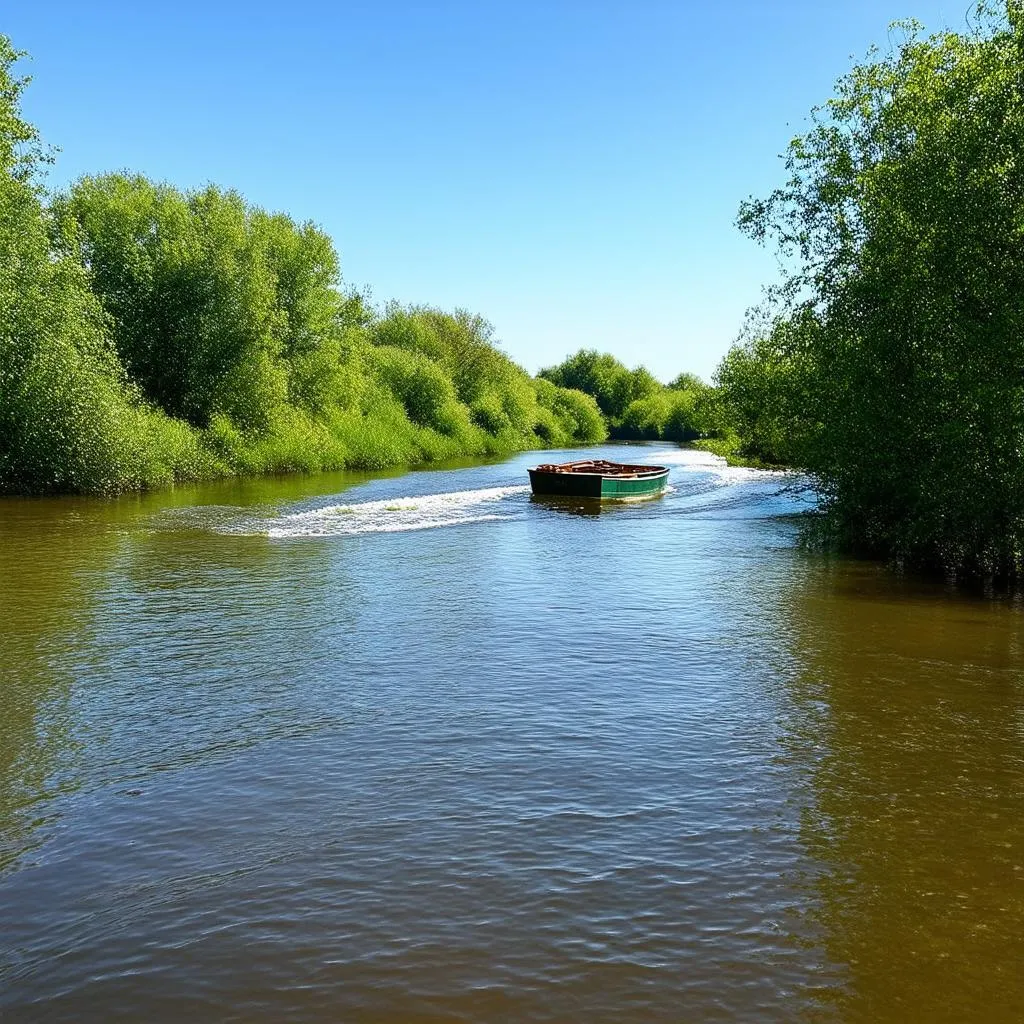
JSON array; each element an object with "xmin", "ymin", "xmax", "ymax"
[{"xmin": 528, "ymin": 466, "xmax": 669, "ymax": 500}]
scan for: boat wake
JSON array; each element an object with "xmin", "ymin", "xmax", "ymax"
[
  {"xmin": 256, "ymin": 485, "xmax": 530, "ymax": 538},
  {"xmin": 158, "ymin": 449, "xmax": 812, "ymax": 540},
  {"xmin": 634, "ymin": 446, "xmax": 789, "ymax": 481}
]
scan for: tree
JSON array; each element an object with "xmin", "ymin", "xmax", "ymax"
[
  {"xmin": 540, "ymin": 349, "xmax": 660, "ymax": 423},
  {"xmin": 0, "ymin": 38, "xmax": 175, "ymax": 494},
  {"xmin": 736, "ymin": 2, "xmax": 1024, "ymax": 576},
  {"xmin": 56, "ymin": 174, "xmax": 357, "ymax": 430}
]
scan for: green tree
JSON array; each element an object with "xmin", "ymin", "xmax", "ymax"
[
  {"xmin": 736, "ymin": 2, "xmax": 1024, "ymax": 575},
  {"xmin": 667, "ymin": 371, "xmax": 705, "ymax": 392},
  {"xmin": 540, "ymin": 349, "xmax": 660, "ymax": 424},
  {"xmin": 0, "ymin": 38, "xmax": 196, "ymax": 494},
  {"xmin": 533, "ymin": 379, "xmax": 607, "ymax": 443},
  {"xmin": 56, "ymin": 175, "xmax": 357, "ymax": 431},
  {"xmin": 714, "ymin": 314, "xmax": 819, "ymax": 466}
]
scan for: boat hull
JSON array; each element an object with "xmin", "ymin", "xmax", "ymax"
[{"xmin": 528, "ymin": 466, "xmax": 669, "ymax": 500}]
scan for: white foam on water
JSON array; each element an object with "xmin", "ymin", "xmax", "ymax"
[
  {"xmin": 633, "ymin": 448, "xmax": 721, "ymax": 468},
  {"xmin": 633, "ymin": 446, "xmax": 796, "ymax": 483},
  {"xmin": 712, "ymin": 463, "xmax": 796, "ymax": 484},
  {"xmin": 262, "ymin": 485, "xmax": 530, "ymax": 538}
]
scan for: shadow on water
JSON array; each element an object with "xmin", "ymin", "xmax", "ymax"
[
  {"xmin": 529, "ymin": 494, "xmax": 604, "ymax": 518},
  {"xmin": 776, "ymin": 560, "xmax": 1024, "ymax": 1022},
  {"xmin": 0, "ymin": 499, "xmax": 121, "ymax": 873},
  {"xmin": 528, "ymin": 493, "xmax": 669, "ymax": 518}
]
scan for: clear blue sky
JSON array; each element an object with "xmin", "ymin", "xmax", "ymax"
[{"xmin": 6, "ymin": 1, "xmax": 964, "ymax": 382}]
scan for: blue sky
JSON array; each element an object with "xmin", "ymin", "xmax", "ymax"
[{"xmin": 6, "ymin": 1, "xmax": 963, "ymax": 381}]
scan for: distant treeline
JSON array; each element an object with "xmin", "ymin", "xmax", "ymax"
[
  {"xmin": 0, "ymin": 37, "xmax": 608, "ymax": 496},
  {"xmin": 538, "ymin": 350, "xmax": 721, "ymax": 444}
]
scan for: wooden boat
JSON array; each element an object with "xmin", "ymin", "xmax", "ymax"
[{"xmin": 528, "ymin": 459, "xmax": 669, "ymax": 500}]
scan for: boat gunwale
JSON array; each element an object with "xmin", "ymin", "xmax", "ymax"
[{"xmin": 529, "ymin": 459, "xmax": 669, "ymax": 480}]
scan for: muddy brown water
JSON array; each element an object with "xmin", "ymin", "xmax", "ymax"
[{"xmin": 1, "ymin": 445, "xmax": 1022, "ymax": 1022}]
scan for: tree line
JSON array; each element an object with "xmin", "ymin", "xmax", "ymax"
[
  {"xmin": 0, "ymin": 37, "xmax": 608, "ymax": 496},
  {"xmin": 538, "ymin": 350, "xmax": 720, "ymax": 444}
]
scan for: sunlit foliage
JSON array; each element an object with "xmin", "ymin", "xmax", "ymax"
[
  {"xmin": 539, "ymin": 349, "xmax": 659, "ymax": 423},
  {"xmin": 0, "ymin": 39, "xmax": 209, "ymax": 494},
  {"xmin": 368, "ymin": 307, "xmax": 606, "ymax": 450},
  {"xmin": 540, "ymin": 349, "xmax": 717, "ymax": 442},
  {"xmin": 726, "ymin": 1, "xmax": 1024, "ymax": 576},
  {"xmin": 0, "ymin": 36, "xmax": 606, "ymax": 494}
]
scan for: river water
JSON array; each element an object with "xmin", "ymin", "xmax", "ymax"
[{"xmin": 1, "ymin": 444, "xmax": 1022, "ymax": 1022}]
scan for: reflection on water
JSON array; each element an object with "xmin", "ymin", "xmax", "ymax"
[
  {"xmin": 779, "ymin": 564, "xmax": 1024, "ymax": 1022},
  {"xmin": 0, "ymin": 499, "xmax": 118, "ymax": 873},
  {"xmin": 530, "ymin": 493, "xmax": 606, "ymax": 517},
  {"xmin": 0, "ymin": 445, "xmax": 1022, "ymax": 1022}
]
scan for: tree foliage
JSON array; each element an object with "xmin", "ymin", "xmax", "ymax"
[
  {"xmin": 0, "ymin": 34, "xmax": 616, "ymax": 497},
  {"xmin": 713, "ymin": 314, "xmax": 820, "ymax": 467},
  {"xmin": 369, "ymin": 307, "xmax": 606, "ymax": 447},
  {"xmin": 539, "ymin": 349, "xmax": 659, "ymax": 422},
  {"xmin": 55, "ymin": 175, "xmax": 353, "ymax": 430},
  {"xmin": 0, "ymin": 39, "xmax": 204, "ymax": 493},
  {"xmin": 728, "ymin": 2, "xmax": 1024, "ymax": 575},
  {"xmin": 540, "ymin": 348, "xmax": 716, "ymax": 442}
]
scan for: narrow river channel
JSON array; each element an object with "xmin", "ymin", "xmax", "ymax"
[{"xmin": 2, "ymin": 444, "xmax": 1022, "ymax": 1022}]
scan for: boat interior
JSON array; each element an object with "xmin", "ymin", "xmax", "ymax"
[{"xmin": 532, "ymin": 459, "xmax": 666, "ymax": 477}]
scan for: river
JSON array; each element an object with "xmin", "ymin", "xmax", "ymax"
[{"xmin": 1, "ymin": 444, "xmax": 1022, "ymax": 1022}]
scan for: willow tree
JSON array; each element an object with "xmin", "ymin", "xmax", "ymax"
[
  {"xmin": 55, "ymin": 174, "xmax": 359, "ymax": 431},
  {"xmin": 736, "ymin": 2, "xmax": 1024, "ymax": 576}
]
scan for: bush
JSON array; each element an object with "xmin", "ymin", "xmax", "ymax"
[
  {"xmin": 733, "ymin": 3, "xmax": 1024, "ymax": 575},
  {"xmin": 539, "ymin": 383, "xmax": 607, "ymax": 444},
  {"xmin": 366, "ymin": 345, "xmax": 470, "ymax": 436}
]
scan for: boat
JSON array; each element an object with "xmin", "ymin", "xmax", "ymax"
[{"xmin": 528, "ymin": 458, "xmax": 669, "ymax": 500}]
